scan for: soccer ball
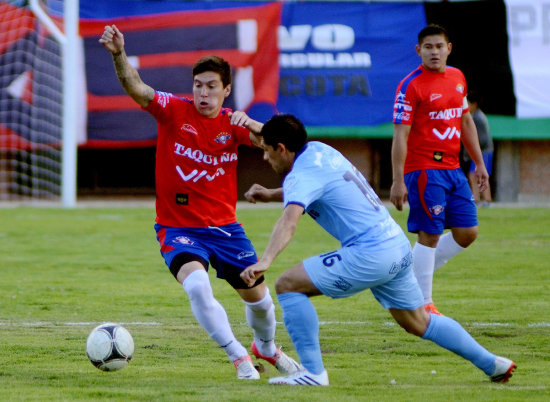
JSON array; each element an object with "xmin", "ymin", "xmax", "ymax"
[{"xmin": 86, "ymin": 323, "xmax": 134, "ymax": 371}]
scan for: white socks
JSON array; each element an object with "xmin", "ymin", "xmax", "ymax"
[
  {"xmin": 183, "ymin": 270, "xmax": 247, "ymax": 362},
  {"xmin": 434, "ymin": 232, "xmax": 465, "ymax": 271},
  {"xmin": 244, "ymin": 287, "xmax": 277, "ymax": 357},
  {"xmin": 412, "ymin": 242, "xmax": 436, "ymax": 304},
  {"xmin": 413, "ymin": 233, "xmax": 466, "ymax": 304}
]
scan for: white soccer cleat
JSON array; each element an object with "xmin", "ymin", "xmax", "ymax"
[
  {"xmin": 251, "ymin": 341, "xmax": 301, "ymax": 375},
  {"xmin": 233, "ymin": 355, "xmax": 260, "ymax": 380},
  {"xmin": 268, "ymin": 369, "xmax": 329, "ymax": 386},
  {"xmin": 490, "ymin": 356, "xmax": 516, "ymax": 383}
]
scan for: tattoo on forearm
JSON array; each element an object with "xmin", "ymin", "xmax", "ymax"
[{"xmin": 113, "ymin": 54, "xmax": 140, "ymax": 92}]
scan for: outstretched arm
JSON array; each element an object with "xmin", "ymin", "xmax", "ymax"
[
  {"xmin": 390, "ymin": 123, "xmax": 410, "ymax": 211},
  {"xmin": 99, "ymin": 25, "xmax": 155, "ymax": 108},
  {"xmin": 240, "ymin": 203, "xmax": 303, "ymax": 287}
]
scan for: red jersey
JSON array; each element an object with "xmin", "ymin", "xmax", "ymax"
[
  {"xmin": 144, "ymin": 92, "xmax": 252, "ymax": 228},
  {"xmin": 393, "ymin": 65, "xmax": 469, "ymax": 174}
]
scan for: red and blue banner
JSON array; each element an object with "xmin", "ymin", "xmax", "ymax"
[
  {"xmin": 79, "ymin": 2, "xmax": 281, "ymax": 148},
  {"xmin": 0, "ymin": 2, "xmax": 62, "ymax": 150}
]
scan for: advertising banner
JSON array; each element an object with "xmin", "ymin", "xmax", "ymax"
[
  {"xmin": 506, "ymin": 0, "xmax": 550, "ymax": 117},
  {"xmin": 277, "ymin": 2, "xmax": 426, "ymax": 127}
]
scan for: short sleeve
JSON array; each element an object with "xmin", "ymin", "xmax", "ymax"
[{"xmin": 144, "ymin": 91, "xmax": 189, "ymax": 123}]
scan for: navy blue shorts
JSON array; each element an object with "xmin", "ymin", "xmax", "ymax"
[
  {"xmin": 405, "ymin": 169, "xmax": 477, "ymax": 234},
  {"xmin": 154, "ymin": 223, "xmax": 261, "ymax": 289}
]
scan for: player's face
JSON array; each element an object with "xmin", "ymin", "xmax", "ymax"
[
  {"xmin": 193, "ymin": 72, "xmax": 231, "ymax": 118},
  {"xmin": 416, "ymin": 34, "xmax": 452, "ymax": 73},
  {"xmin": 261, "ymin": 141, "xmax": 292, "ymax": 175}
]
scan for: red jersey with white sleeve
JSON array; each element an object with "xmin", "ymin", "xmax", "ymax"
[
  {"xmin": 144, "ymin": 91, "xmax": 252, "ymax": 228},
  {"xmin": 393, "ymin": 65, "xmax": 469, "ymax": 174}
]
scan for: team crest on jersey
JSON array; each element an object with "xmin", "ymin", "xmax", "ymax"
[
  {"xmin": 430, "ymin": 93, "xmax": 442, "ymax": 102},
  {"xmin": 181, "ymin": 124, "xmax": 198, "ymax": 135},
  {"xmin": 173, "ymin": 236, "xmax": 194, "ymax": 245},
  {"xmin": 456, "ymin": 84, "xmax": 464, "ymax": 94},
  {"xmin": 429, "ymin": 205, "xmax": 444, "ymax": 216},
  {"xmin": 214, "ymin": 132, "xmax": 231, "ymax": 144}
]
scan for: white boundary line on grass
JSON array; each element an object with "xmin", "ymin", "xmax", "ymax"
[{"xmin": 1, "ymin": 321, "xmax": 549, "ymax": 328}]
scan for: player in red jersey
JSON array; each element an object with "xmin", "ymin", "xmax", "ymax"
[
  {"xmin": 390, "ymin": 25, "xmax": 489, "ymax": 315},
  {"xmin": 100, "ymin": 25, "xmax": 300, "ymax": 379}
]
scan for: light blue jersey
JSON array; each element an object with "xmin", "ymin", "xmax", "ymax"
[
  {"xmin": 284, "ymin": 141, "xmax": 422, "ymax": 307},
  {"xmin": 284, "ymin": 141, "xmax": 404, "ymax": 248}
]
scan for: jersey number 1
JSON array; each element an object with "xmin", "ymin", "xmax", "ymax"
[{"xmin": 343, "ymin": 167, "xmax": 382, "ymax": 210}]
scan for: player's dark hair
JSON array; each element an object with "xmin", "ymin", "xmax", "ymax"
[
  {"xmin": 418, "ymin": 24, "xmax": 450, "ymax": 44},
  {"xmin": 467, "ymin": 90, "xmax": 483, "ymax": 106},
  {"xmin": 261, "ymin": 114, "xmax": 307, "ymax": 153},
  {"xmin": 192, "ymin": 55, "xmax": 232, "ymax": 87}
]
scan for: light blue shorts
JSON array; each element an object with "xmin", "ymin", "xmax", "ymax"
[{"xmin": 303, "ymin": 240, "xmax": 424, "ymax": 310}]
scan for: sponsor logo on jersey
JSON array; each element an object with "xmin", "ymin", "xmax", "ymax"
[
  {"xmin": 173, "ymin": 236, "xmax": 194, "ymax": 245},
  {"xmin": 175, "ymin": 193, "xmax": 188, "ymax": 205},
  {"xmin": 429, "ymin": 205, "xmax": 444, "ymax": 215},
  {"xmin": 396, "ymin": 91, "xmax": 407, "ymax": 103},
  {"xmin": 433, "ymin": 151, "xmax": 443, "ymax": 162},
  {"xmin": 394, "ymin": 91, "xmax": 413, "ymax": 121},
  {"xmin": 430, "ymin": 93, "xmax": 442, "ymax": 102},
  {"xmin": 157, "ymin": 91, "xmax": 172, "ymax": 108},
  {"xmin": 432, "ymin": 127, "xmax": 460, "ymax": 140},
  {"xmin": 181, "ymin": 124, "xmax": 198, "ymax": 135},
  {"xmin": 176, "ymin": 166, "xmax": 226, "ymax": 183},
  {"xmin": 237, "ymin": 251, "xmax": 255, "ymax": 260},
  {"xmin": 429, "ymin": 108, "xmax": 463, "ymax": 120},
  {"xmin": 214, "ymin": 132, "xmax": 232, "ymax": 144},
  {"xmin": 174, "ymin": 143, "xmax": 238, "ymax": 166},
  {"xmin": 393, "ymin": 111, "xmax": 411, "ymax": 121},
  {"xmin": 393, "ymin": 102, "xmax": 412, "ymax": 111}
]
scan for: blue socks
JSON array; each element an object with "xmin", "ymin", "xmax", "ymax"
[
  {"xmin": 277, "ymin": 292, "xmax": 325, "ymax": 374},
  {"xmin": 422, "ymin": 313, "xmax": 496, "ymax": 375},
  {"xmin": 278, "ymin": 292, "xmax": 497, "ymax": 376}
]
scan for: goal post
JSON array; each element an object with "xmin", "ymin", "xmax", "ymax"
[
  {"xmin": 31, "ymin": 0, "xmax": 79, "ymax": 208},
  {"xmin": 0, "ymin": 0, "xmax": 79, "ymax": 206}
]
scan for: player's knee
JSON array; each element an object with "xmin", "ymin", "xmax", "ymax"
[
  {"xmin": 244, "ymin": 288, "xmax": 274, "ymax": 313},
  {"xmin": 183, "ymin": 270, "xmax": 212, "ymax": 301},
  {"xmin": 453, "ymin": 227, "xmax": 478, "ymax": 247},
  {"xmin": 393, "ymin": 308, "xmax": 429, "ymax": 337},
  {"xmin": 274, "ymin": 274, "xmax": 295, "ymax": 295},
  {"xmin": 401, "ymin": 321, "xmax": 426, "ymax": 337}
]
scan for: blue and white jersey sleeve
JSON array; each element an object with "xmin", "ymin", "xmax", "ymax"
[{"xmin": 283, "ymin": 141, "xmax": 406, "ymax": 248}]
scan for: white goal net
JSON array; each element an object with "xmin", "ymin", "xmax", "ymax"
[{"xmin": 0, "ymin": 1, "xmax": 64, "ymax": 201}]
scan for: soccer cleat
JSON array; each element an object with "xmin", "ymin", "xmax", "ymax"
[
  {"xmin": 251, "ymin": 341, "xmax": 302, "ymax": 375},
  {"xmin": 269, "ymin": 368, "xmax": 329, "ymax": 386},
  {"xmin": 233, "ymin": 355, "xmax": 260, "ymax": 380},
  {"xmin": 490, "ymin": 356, "xmax": 516, "ymax": 383},
  {"xmin": 424, "ymin": 302, "xmax": 443, "ymax": 316}
]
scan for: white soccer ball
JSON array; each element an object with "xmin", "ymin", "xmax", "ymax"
[{"xmin": 86, "ymin": 323, "xmax": 134, "ymax": 371}]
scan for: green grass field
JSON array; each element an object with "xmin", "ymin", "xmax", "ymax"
[{"xmin": 1, "ymin": 205, "xmax": 549, "ymax": 401}]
